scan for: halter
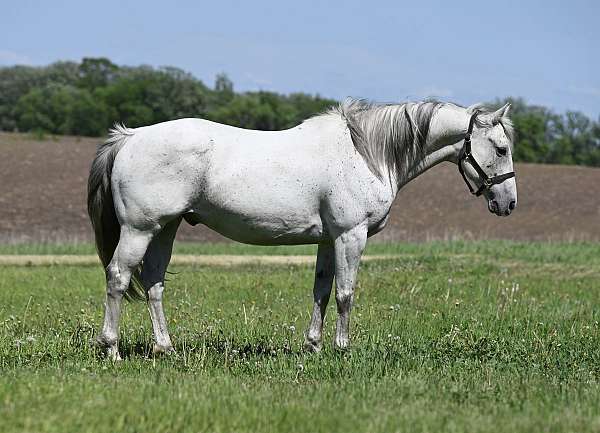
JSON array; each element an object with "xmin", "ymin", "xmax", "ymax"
[{"xmin": 458, "ymin": 114, "xmax": 515, "ymax": 197}]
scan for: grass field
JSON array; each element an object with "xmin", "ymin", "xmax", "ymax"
[{"xmin": 1, "ymin": 241, "xmax": 600, "ymax": 432}]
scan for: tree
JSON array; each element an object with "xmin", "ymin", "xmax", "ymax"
[
  {"xmin": 207, "ymin": 72, "xmax": 235, "ymax": 111},
  {"xmin": 287, "ymin": 93, "xmax": 335, "ymax": 121},
  {"xmin": 78, "ymin": 57, "xmax": 118, "ymax": 90},
  {"xmin": 551, "ymin": 111, "xmax": 596, "ymax": 165},
  {"xmin": 0, "ymin": 66, "xmax": 43, "ymax": 130},
  {"xmin": 15, "ymin": 84, "xmax": 108, "ymax": 136},
  {"xmin": 64, "ymin": 89, "xmax": 110, "ymax": 136},
  {"xmin": 493, "ymin": 97, "xmax": 600, "ymax": 167},
  {"xmin": 207, "ymin": 94, "xmax": 277, "ymax": 130},
  {"xmin": 206, "ymin": 91, "xmax": 336, "ymax": 130},
  {"xmin": 97, "ymin": 66, "xmax": 209, "ymax": 127},
  {"xmin": 1, "ymin": 58, "xmax": 598, "ymax": 168}
]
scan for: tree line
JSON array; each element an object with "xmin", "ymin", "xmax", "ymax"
[{"xmin": 0, "ymin": 58, "xmax": 598, "ymax": 167}]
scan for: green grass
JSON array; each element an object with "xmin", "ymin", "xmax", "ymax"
[
  {"xmin": 1, "ymin": 241, "xmax": 600, "ymax": 432},
  {"xmin": 2, "ymin": 239, "xmax": 600, "ymax": 262}
]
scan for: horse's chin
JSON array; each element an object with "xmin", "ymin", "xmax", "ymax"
[
  {"xmin": 487, "ymin": 200, "xmax": 502, "ymax": 216},
  {"xmin": 488, "ymin": 200, "xmax": 512, "ymax": 217}
]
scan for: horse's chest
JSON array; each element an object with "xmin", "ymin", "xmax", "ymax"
[
  {"xmin": 365, "ymin": 193, "xmax": 394, "ymax": 232},
  {"xmin": 333, "ymin": 179, "xmax": 394, "ymax": 233},
  {"xmin": 368, "ymin": 213, "xmax": 390, "ymax": 237}
]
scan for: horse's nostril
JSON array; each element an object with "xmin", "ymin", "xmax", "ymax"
[
  {"xmin": 509, "ymin": 200, "xmax": 516, "ymax": 210},
  {"xmin": 489, "ymin": 200, "xmax": 499, "ymax": 213},
  {"xmin": 488, "ymin": 191, "xmax": 496, "ymax": 200}
]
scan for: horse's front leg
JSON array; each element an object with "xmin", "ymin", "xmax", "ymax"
[
  {"xmin": 304, "ymin": 243, "xmax": 335, "ymax": 352},
  {"xmin": 333, "ymin": 223, "xmax": 367, "ymax": 350}
]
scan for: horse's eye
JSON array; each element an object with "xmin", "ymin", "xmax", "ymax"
[{"xmin": 496, "ymin": 147, "xmax": 508, "ymax": 157}]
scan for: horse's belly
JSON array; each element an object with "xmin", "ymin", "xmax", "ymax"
[
  {"xmin": 186, "ymin": 200, "xmax": 325, "ymax": 245},
  {"xmin": 185, "ymin": 160, "xmax": 328, "ymax": 244}
]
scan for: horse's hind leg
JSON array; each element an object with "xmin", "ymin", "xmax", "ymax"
[
  {"xmin": 304, "ymin": 243, "xmax": 335, "ymax": 352},
  {"xmin": 141, "ymin": 217, "xmax": 181, "ymax": 355},
  {"xmin": 97, "ymin": 226, "xmax": 154, "ymax": 360}
]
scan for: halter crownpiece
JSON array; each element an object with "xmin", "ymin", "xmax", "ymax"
[{"xmin": 458, "ymin": 113, "xmax": 515, "ymax": 196}]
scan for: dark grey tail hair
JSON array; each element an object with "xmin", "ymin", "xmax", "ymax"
[{"xmin": 87, "ymin": 124, "xmax": 145, "ymax": 301}]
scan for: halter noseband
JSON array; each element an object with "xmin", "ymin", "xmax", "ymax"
[{"xmin": 458, "ymin": 114, "xmax": 515, "ymax": 197}]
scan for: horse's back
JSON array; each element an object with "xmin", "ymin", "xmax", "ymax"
[{"xmin": 110, "ymin": 116, "xmax": 359, "ymax": 242}]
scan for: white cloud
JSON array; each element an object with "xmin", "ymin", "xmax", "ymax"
[
  {"xmin": 0, "ymin": 50, "xmax": 33, "ymax": 66},
  {"xmin": 567, "ymin": 85, "xmax": 600, "ymax": 98},
  {"xmin": 243, "ymin": 72, "xmax": 273, "ymax": 90},
  {"xmin": 416, "ymin": 86, "xmax": 454, "ymax": 99}
]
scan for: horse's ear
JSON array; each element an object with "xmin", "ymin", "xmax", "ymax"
[{"xmin": 492, "ymin": 103, "xmax": 511, "ymax": 123}]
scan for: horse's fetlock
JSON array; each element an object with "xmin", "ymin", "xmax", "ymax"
[{"xmin": 336, "ymin": 291, "xmax": 353, "ymax": 307}]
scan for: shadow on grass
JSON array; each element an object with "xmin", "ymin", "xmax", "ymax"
[
  {"xmin": 118, "ymin": 341, "xmax": 154, "ymax": 359},
  {"xmin": 110, "ymin": 333, "xmax": 301, "ymax": 361}
]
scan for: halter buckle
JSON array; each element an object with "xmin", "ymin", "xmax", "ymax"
[{"xmin": 483, "ymin": 178, "xmax": 493, "ymax": 187}]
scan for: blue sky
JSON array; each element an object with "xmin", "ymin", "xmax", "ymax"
[{"xmin": 2, "ymin": 0, "xmax": 598, "ymax": 117}]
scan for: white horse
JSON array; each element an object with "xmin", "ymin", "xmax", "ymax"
[{"xmin": 88, "ymin": 99, "xmax": 516, "ymax": 360}]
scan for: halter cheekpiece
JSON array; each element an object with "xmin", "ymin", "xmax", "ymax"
[{"xmin": 458, "ymin": 114, "xmax": 515, "ymax": 196}]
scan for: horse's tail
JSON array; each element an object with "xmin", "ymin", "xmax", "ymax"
[{"xmin": 87, "ymin": 124, "xmax": 145, "ymax": 301}]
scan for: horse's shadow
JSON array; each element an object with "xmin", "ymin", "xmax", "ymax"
[
  {"xmin": 118, "ymin": 341, "xmax": 154, "ymax": 359},
  {"xmin": 98, "ymin": 334, "xmax": 303, "ymax": 361}
]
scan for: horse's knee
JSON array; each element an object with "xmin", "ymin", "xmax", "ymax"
[{"xmin": 146, "ymin": 282, "xmax": 164, "ymax": 302}]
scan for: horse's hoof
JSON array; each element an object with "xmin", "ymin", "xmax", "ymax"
[
  {"xmin": 95, "ymin": 335, "xmax": 122, "ymax": 360},
  {"xmin": 153, "ymin": 344, "xmax": 175, "ymax": 356},
  {"xmin": 303, "ymin": 337, "xmax": 322, "ymax": 353},
  {"xmin": 333, "ymin": 338, "xmax": 350, "ymax": 351},
  {"xmin": 109, "ymin": 351, "xmax": 122, "ymax": 362},
  {"xmin": 105, "ymin": 345, "xmax": 122, "ymax": 361}
]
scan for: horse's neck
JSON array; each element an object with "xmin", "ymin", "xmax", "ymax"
[
  {"xmin": 427, "ymin": 104, "xmax": 472, "ymax": 149},
  {"xmin": 398, "ymin": 104, "xmax": 471, "ymax": 188}
]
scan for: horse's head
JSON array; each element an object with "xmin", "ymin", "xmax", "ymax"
[{"xmin": 458, "ymin": 103, "xmax": 517, "ymax": 216}]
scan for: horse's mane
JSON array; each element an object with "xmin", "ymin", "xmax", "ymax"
[{"xmin": 318, "ymin": 98, "xmax": 514, "ymax": 184}]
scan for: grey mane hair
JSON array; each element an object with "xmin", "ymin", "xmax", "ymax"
[
  {"xmin": 322, "ymin": 99, "xmax": 515, "ymax": 183},
  {"xmin": 328, "ymin": 98, "xmax": 444, "ymax": 182}
]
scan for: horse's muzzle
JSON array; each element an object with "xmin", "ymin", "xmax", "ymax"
[{"xmin": 488, "ymin": 199, "xmax": 516, "ymax": 216}]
